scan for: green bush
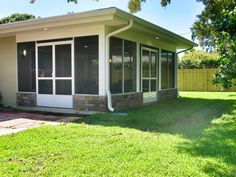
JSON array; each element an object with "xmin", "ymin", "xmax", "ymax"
[{"xmin": 178, "ymin": 59, "xmax": 220, "ymax": 69}]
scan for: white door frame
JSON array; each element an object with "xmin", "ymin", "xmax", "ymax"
[
  {"xmin": 36, "ymin": 40, "xmax": 74, "ymax": 108},
  {"xmin": 141, "ymin": 46, "xmax": 158, "ymax": 103}
]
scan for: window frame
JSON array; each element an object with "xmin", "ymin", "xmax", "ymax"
[
  {"xmin": 141, "ymin": 46, "xmax": 159, "ymax": 93},
  {"xmin": 110, "ymin": 37, "xmax": 137, "ymax": 94},
  {"xmin": 161, "ymin": 49, "xmax": 176, "ymax": 90}
]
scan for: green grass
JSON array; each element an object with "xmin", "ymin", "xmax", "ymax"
[{"xmin": 0, "ymin": 92, "xmax": 235, "ymax": 177}]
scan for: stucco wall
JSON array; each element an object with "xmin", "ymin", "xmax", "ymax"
[
  {"xmin": 0, "ymin": 36, "xmax": 17, "ymax": 106},
  {"xmin": 106, "ymin": 26, "xmax": 176, "ymax": 52}
]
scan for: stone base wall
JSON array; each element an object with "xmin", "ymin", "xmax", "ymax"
[
  {"xmin": 157, "ymin": 89, "xmax": 178, "ymax": 101},
  {"xmin": 73, "ymin": 95, "xmax": 107, "ymax": 112},
  {"xmin": 73, "ymin": 93, "xmax": 143, "ymax": 112},
  {"xmin": 15, "ymin": 90, "xmax": 177, "ymax": 111},
  {"xmin": 112, "ymin": 92, "xmax": 143, "ymax": 111},
  {"xmin": 17, "ymin": 92, "xmax": 37, "ymax": 106}
]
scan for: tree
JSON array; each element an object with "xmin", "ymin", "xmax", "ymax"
[
  {"xmin": 182, "ymin": 49, "xmax": 219, "ymax": 61},
  {"xmin": 0, "ymin": 13, "xmax": 35, "ymax": 24},
  {"xmin": 191, "ymin": 0, "xmax": 236, "ymax": 90},
  {"xmin": 179, "ymin": 50, "xmax": 220, "ymax": 69}
]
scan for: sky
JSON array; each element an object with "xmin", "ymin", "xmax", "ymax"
[{"xmin": 0, "ymin": 0, "xmax": 204, "ymax": 42}]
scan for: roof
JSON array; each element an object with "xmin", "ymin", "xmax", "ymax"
[{"xmin": 0, "ymin": 7, "xmax": 197, "ymax": 48}]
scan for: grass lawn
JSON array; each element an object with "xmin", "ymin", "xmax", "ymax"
[{"xmin": 0, "ymin": 92, "xmax": 235, "ymax": 177}]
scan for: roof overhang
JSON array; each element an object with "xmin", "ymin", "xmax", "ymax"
[
  {"xmin": 113, "ymin": 9, "xmax": 197, "ymax": 49},
  {"xmin": 0, "ymin": 7, "xmax": 197, "ymax": 49}
]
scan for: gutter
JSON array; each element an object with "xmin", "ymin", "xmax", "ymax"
[
  {"xmin": 176, "ymin": 47, "xmax": 194, "ymax": 97},
  {"xmin": 176, "ymin": 47, "xmax": 193, "ymax": 55},
  {"xmin": 105, "ymin": 19, "xmax": 134, "ymax": 112}
]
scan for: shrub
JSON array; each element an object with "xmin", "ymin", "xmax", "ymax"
[{"xmin": 178, "ymin": 59, "xmax": 220, "ymax": 69}]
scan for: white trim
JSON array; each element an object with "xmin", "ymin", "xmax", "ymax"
[
  {"xmin": 159, "ymin": 48, "xmax": 162, "ymax": 90},
  {"xmin": 73, "ymin": 94, "xmax": 100, "ymax": 96},
  {"xmin": 36, "ymin": 41, "xmax": 74, "ymax": 108},
  {"xmin": 38, "ymin": 77, "xmax": 72, "ymax": 80},
  {"xmin": 175, "ymin": 53, "xmax": 178, "ymax": 89},
  {"xmin": 35, "ymin": 43, "xmax": 38, "ymax": 103},
  {"xmin": 140, "ymin": 46, "xmax": 158, "ymax": 92},
  {"xmin": 52, "ymin": 45, "xmax": 56, "ymax": 94},
  {"xmin": 98, "ymin": 32, "xmax": 106, "ymax": 96},
  {"xmin": 36, "ymin": 40, "xmax": 73, "ymax": 46},
  {"xmin": 122, "ymin": 39, "xmax": 125, "ymax": 93},
  {"xmin": 71, "ymin": 38, "xmax": 75, "ymax": 95},
  {"xmin": 140, "ymin": 46, "xmax": 158, "ymax": 103},
  {"xmin": 141, "ymin": 46, "xmax": 157, "ymax": 53},
  {"xmin": 16, "ymin": 43, "xmax": 18, "ymax": 92},
  {"xmin": 17, "ymin": 91, "xmax": 36, "ymax": 94},
  {"xmin": 136, "ymin": 42, "xmax": 140, "ymax": 92},
  {"xmin": 111, "ymin": 91, "xmax": 141, "ymax": 96}
]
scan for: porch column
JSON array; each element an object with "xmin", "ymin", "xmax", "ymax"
[{"xmin": 98, "ymin": 31, "xmax": 106, "ymax": 96}]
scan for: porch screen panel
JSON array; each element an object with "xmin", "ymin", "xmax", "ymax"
[
  {"xmin": 56, "ymin": 80, "xmax": 72, "ymax": 95},
  {"xmin": 55, "ymin": 44, "xmax": 71, "ymax": 77},
  {"xmin": 161, "ymin": 50, "xmax": 175, "ymax": 89},
  {"xmin": 110, "ymin": 37, "xmax": 137, "ymax": 94},
  {"xmin": 168, "ymin": 52, "xmax": 175, "ymax": 88},
  {"xmin": 142, "ymin": 50, "xmax": 150, "ymax": 92},
  {"xmin": 38, "ymin": 46, "xmax": 52, "ymax": 77},
  {"xmin": 124, "ymin": 40, "xmax": 136, "ymax": 93},
  {"xmin": 110, "ymin": 37, "xmax": 123, "ymax": 94},
  {"xmin": 38, "ymin": 80, "xmax": 52, "ymax": 94},
  {"xmin": 74, "ymin": 35, "xmax": 99, "ymax": 94},
  {"xmin": 161, "ymin": 51, "xmax": 168, "ymax": 89},
  {"xmin": 17, "ymin": 42, "xmax": 36, "ymax": 92},
  {"xmin": 151, "ymin": 52, "xmax": 157, "ymax": 78}
]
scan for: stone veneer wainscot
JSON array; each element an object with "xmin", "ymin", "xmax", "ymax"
[
  {"xmin": 73, "ymin": 92, "xmax": 143, "ymax": 112},
  {"xmin": 17, "ymin": 92, "xmax": 37, "ymax": 106}
]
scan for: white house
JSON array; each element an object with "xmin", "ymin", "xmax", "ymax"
[{"xmin": 0, "ymin": 7, "xmax": 197, "ymax": 112}]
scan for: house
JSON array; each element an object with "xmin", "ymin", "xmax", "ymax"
[{"xmin": 0, "ymin": 7, "xmax": 197, "ymax": 112}]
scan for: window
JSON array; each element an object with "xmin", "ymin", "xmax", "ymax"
[
  {"xmin": 17, "ymin": 42, "xmax": 36, "ymax": 92},
  {"xmin": 124, "ymin": 40, "xmax": 136, "ymax": 92},
  {"xmin": 141, "ymin": 49, "xmax": 158, "ymax": 92},
  {"xmin": 74, "ymin": 35, "xmax": 99, "ymax": 94},
  {"xmin": 110, "ymin": 37, "xmax": 136, "ymax": 94},
  {"xmin": 161, "ymin": 50, "xmax": 175, "ymax": 89}
]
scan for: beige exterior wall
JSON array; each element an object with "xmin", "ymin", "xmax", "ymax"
[
  {"xmin": 0, "ymin": 36, "xmax": 17, "ymax": 106},
  {"xmin": 16, "ymin": 24, "xmax": 105, "ymax": 42},
  {"xmin": 106, "ymin": 26, "xmax": 176, "ymax": 52}
]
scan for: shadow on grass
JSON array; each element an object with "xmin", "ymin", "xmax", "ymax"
[
  {"xmin": 178, "ymin": 113, "xmax": 236, "ymax": 177},
  {"xmin": 78, "ymin": 97, "xmax": 235, "ymax": 138},
  {"xmin": 76, "ymin": 97, "xmax": 236, "ymax": 176}
]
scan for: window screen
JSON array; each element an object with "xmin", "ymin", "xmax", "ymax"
[
  {"xmin": 161, "ymin": 50, "xmax": 175, "ymax": 89},
  {"xmin": 110, "ymin": 37, "xmax": 137, "ymax": 94},
  {"xmin": 74, "ymin": 35, "xmax": 99, "ymax": 94},
  {"xmin": 124, "ymin": 40, "xmax": 136, "ymax": 92},
  {"xmin": 161, "ymin": 51, "xmax": 168, "ymax": 89},
  {"xmin": 17, "ymin": 42, "xmax": 36, "ymax": 92},
  {"xmin": 110, "ymin": 37, "xmax": 123, "ymax": 94},
  {"xmin": 168, "ymin": 52, "xmax": 175, "ymax": 88}
]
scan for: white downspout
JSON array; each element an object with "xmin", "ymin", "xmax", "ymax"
[{"xmin": 105, "ymin": 19, "xmax": 134, "ymax": 112}]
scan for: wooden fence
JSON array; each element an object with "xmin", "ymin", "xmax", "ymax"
[{"xmin": 178, "ymin": 69, "xmax": 236, "ymax": 92}]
